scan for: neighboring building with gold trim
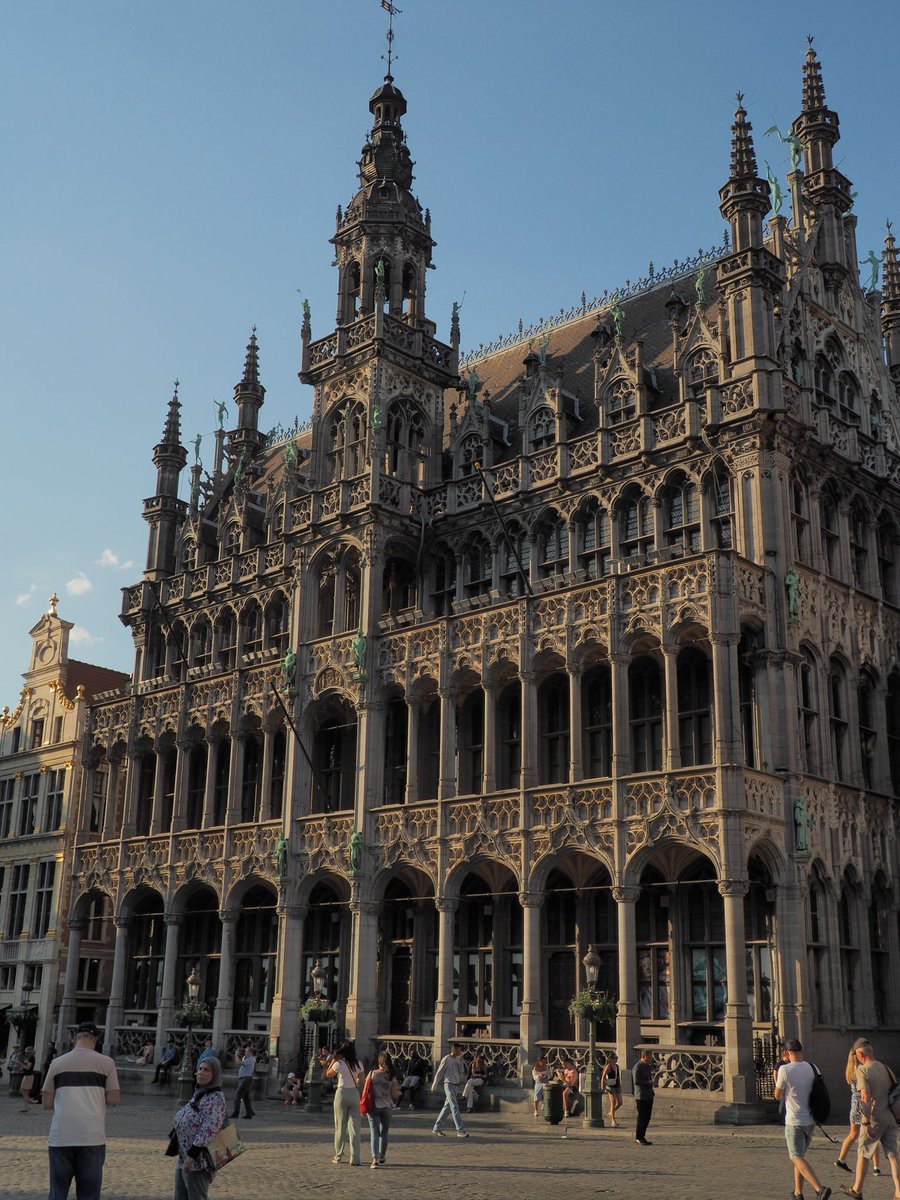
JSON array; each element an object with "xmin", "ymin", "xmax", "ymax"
[
  {"xmin": 0, "ymin": 597, "xmax": 127, "ymax": 1062},
  {"xmin": 69, "ymin": 45, "xmax": 900, "ymax": 1116}
]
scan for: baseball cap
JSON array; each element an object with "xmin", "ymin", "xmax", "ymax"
[
  {"xmin": 76, "ymin": 1020, "xmax": 101, "ymax": 1038},
  {"xmin": 784, "ymin": 1038, "xmax": 802, "ymax": 1052},
  {"xmin": 287, "ymin": 1071, "xmax": 296, "ymax": 1078}
]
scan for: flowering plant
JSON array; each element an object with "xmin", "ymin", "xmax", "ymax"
[
  {"xmin": 568, "ymin": 989, "xmax": 616, "ymax": 1023},
  {"xmin": 299, "ymin": 999, "xmax": 335, "ymax": 1023},
  {"xmin": 175, "ymin": 1002, "xmax": 211, "ymax": 1028}
]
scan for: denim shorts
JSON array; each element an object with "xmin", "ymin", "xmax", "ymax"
[{"xmin": 785, "ymin": 1123, "xmax": 814, "ymax": 1158}]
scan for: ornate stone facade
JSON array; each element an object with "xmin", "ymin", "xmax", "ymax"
[{"xmin": 69, "ymin": 48, "xmax": 900, "ymax": 1111}]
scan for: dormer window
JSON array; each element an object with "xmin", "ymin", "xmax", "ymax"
[
  {"xmin": 458, "ymin": 434, "xmax": 481, "ymax": 479},
  {"xmin": 606, "ymin": 378, "xmax": 635, "ymax": 425},
  {"xmin": 225, "ymin": 523, "xmax": 241, "ymax": 556},
  {"xmin": 529, "ymin": 406, "xmax": 555, "ymax": 451},
  {"xmin": 687, "ymin": 348, "xmax": 718, "ymax": 399}
]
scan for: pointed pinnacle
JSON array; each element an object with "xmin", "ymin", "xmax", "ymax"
[
  {"xmin": 242, "ymin": 328, "xmax": 260, "ymax": 386},
  {"xmin": 883, "ymin": 221, "xmax": 900, "ymax": 302},
  {"xmin": 730, "ymin": 98, "xmax": 759, "ymax": 181},
  {"xmin": 161, "ymin": 387, "xmax": 182, "ymax": 444},
  {"xmin": 802, "ymin": 40, "xmax": 827, "ymax": 112}
]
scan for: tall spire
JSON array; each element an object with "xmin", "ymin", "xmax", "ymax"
[
  {"xmin": 229, "ymin": 327, "xmax": 266, "ymax": 464},
  {"xmin": 719, "ymin": 95, "xmax": 770, "ymax": 252},
  {"xmin": 144, "ymin": 382, "xmax": 188, "ymax": 577},
  {"xmin": 883, "ymin": 221, "xmax": 900, "ymax": 373},
  {"xmin": 791, "ymin": 38, "xmax": 851, "ymax": 210},
  {"xmin": 160, "ymin": 381, "xmax": 182, "ymax": 446},
  {"xmin": 242, "ymin": 327, "xmax": 260, "ymax": 386},
  {"xmin": 801, "ymin": 36, "xmax": 827, "ymax": 112}
]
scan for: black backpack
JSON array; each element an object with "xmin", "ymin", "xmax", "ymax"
[{"xmin": 809, "ymin": 1064, "xmax": 831, "ymax": 1124}]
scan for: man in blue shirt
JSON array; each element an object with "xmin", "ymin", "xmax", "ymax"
[{"xmin": 231, "ymin": 1045, "xmax": 256, "ymax": 1119}]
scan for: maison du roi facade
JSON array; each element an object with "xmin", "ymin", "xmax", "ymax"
[{"xmin": 57, "ymin": 46, "xmax": 900, "ymax": 1116}]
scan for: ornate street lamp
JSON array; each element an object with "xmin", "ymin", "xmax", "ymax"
[
  {"xmin": 581, "ymin": 944, "xmax": 604, "ymax": 1129},
  {"xmin": 177, "ymin": 966, "xmax": 204, "ymax": 1101},
  {"xmin": 304, "ymin": 960, "xmax": 329, "ymax": 1113}
]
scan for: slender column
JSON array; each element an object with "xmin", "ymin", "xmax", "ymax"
[
  {"xmin": 225, "ymin": 736, "xmax": 244, "ymax": 824},
  {"xmin": 104, "ymin": 917, "xmax": 131, "ymax": 1057},
  {"xmin": 150, "ymin": 750, "xmax": 167, "ymax": 835},
  {"xmin": 201, "ymin": 738, "xmax": 219, "ymax": 827},
  {"xmin": 711, "ymin": 636, "xmax": 742, "ymax": 765},
  {"xmin": 269, "ymin": 904, "xmax": 307, "ymax": 1070},
  {"xmin": 57, "ymin": 919, "xmax": 85, "ymax": 1041},
  {"xmin": 344, "ymin": 899, "xmax": 380, "ymax": 1049},
  {"xmin": 156, "ymin": 915, "xmax": 183, "ymax": 1058},
  {"xmin": 121, "ymin": 752, "xmax": 142, "ymax": 838},
  {"xmin": 404, "ymin": 700, "xmax": 420, "ymax": 804},
  {"xmin": 568, "ymin": 666, "xmax": 583, "ymax": 782},
  {"xmin": 521, "ymin": 671, "xmax": 539, "ymax": 789},
  {"xmin": 483, "ymin": 684, "xmax": 497, "ymax": 795},
  {"xmin": 102, "ymin": 755, "xmax": 123, "ymax": 841},
  {"xmin": 613, "ymin": 887, "xmax": 641, "ymax": 1081},
  {"xmin": 433, "ymin": 898, "xmax": 458, "ymax": 1059},
  {"xmin": 610, "ymin": 654, "xmax": 630, "ymax": 776},
  {"xmin": 662, "ymin": 647, "xmax": 680, "ymax": 770},
  {"xmin": 519, "ymin": 893, "xmax": 543, "ymax": 1070},
  {"xmin": 718, "ymin": 879, "xmax": 754, "ymax": 1105},
  {"xmin": 170, "ymin": 741, "xmax": 190, "ymax": 833},
  {"xmin": 212, "ymin": 911, "xmax": 238, "ymax": 1048},
  {"xmin": 438, "ymin": 688, "xmax": 458, "ymax": 801},
  {"xmin": 852, "ymin": 884, "xmax": 878, "ymax": 1027},
  {"xmin": 259, "ymin": 727, "xmax": 276, "ymax": 822}
]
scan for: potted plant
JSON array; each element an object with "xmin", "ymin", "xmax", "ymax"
[
  {"xmin": 174, "ymin": 1002, "xmax": 212, "ymax": 1028},
  {"xmin": 299, "ymin": 998, "xmax": 335, "ymax": 1023},
  {"xmin": 568, "ymin": 989, "xmax": 616, "ymax": 1025}
]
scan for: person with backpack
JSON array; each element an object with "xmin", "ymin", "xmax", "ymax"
[
  {"xmin": 774, "ymin": 1038, "xmax": 832, "ymax": 1200},
  {"xmin": 838, "ymin": 1040, "xmax": 900, "ymax": 1200}
]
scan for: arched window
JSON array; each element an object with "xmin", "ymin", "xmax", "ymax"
[
  {"xmin": 677, "ymin": 648, "xmax": 711, "ymax": 766},
  {"xmin": 829, "ymin": 657, "xmax": 849, "ymax": 782},
  {"xmin": 814, "ymin": 354, "xmax": 835, "ymax": 408},
  {"xmin": 687, "ymin": 347, "xmax": 718, "ymax": 399},
  {"xmin": 629, "ymin": 656, "xmax": 663, "ymax": 772},
  {"xmin": 463, "ymin": 535, "xmax": 492, "ymax": 599},
  {"xmin": 233, "ymin": 886, "xmax": 277, "ymax": 1027},
  {"xmin": 877, "ymin": 515, "xmax": 897, "ymax": 604},
  {"xmin": 344, "ymin": 260, "xmax": 361, "ymax": 321},
  {"xmin": 538, "ymin": 674, "xmax": 569, "ymax": 784},
  {"xmin": 869, "ymin": 393, "xmax": 884, "ymax": 440},
  {"xmin": 224, "ymin": 522, "xmax": 241, "ymax": 557},
  {"xmin": 820, "ymin": 484, "xmax": 841, "ymax": 576},
  {"xmin": 661, "ymin": 474, "xmax": 700, "ymax": 554},
  {"xmin": 243, "ymin": 602, "xmax": 263, "ymax": 656},
  {"xmin": 529, "ymin": 406, "xmax": 555, "ymax": 451},
  {"xmin": 401, "ymin": 263, "xmax": 418, "ymax": 317},
  {"xmin": 807, "ymin": 866, "xmax": 829, "ymax": 1022},
  {"xmin": 791, "ymin": 477, "xmax": 810, "ymax": 564},
  {"xmin": 458, "ymin": 691, "xmax": 485, "ymax": 794},
  {"xmin": 190, "ymin": 619, "xmax": 212, "ymax": 668},
  {"xmin": 125, "ymin": 895, "xmax": 165, "ymax": 1012},
  {"xmin": 606, "ymin": 377, "xmax": 635, "ymax": 425},
  {"xmin": 326, "ymin": 405, "xmax": 346, "ymax": 482},
  {"xmin": 429, "ymin": 545, "xmax": 456, "ymax": 616},
  {"xmin": 270, "ymin": 729, "xmax": 286, "ymax": 821},
  {"xmin": 265, "ymin": 594, "xmax": 289, "ymax": 654},
  {"xmin": 744, "ymin": 859, "xmax": 775, "ymax": 1023},
  {"xmin": 346, "ymin": 404, "xmax": 367, "ymax": 477},
  {"xmin": 382, "ymin": 556, "xmax": 417, "ymax": 616},
  {"xmin": 635, "ymin": 866, "xmax": 670, "ymax": 1020},
  {"xmin": 738, "ymin": 629, "xmax": 760, "ymax": 769},
  {"xmin": 887, "ymin": 673, "xmax": 900, "ymax": 795},
  {"xmin": 798, "ymin": 648, "xmax": 819, "ymax": 774},
  {"xmin": 383, "ymin": 696, "xmax": 408, "ymax": 804},
  {"xmin": 706, "ymin": 464, "xmax": 734, "ymax": 549},
  {"xmin": 575, "ymin": 500, "xmax": 611, "ymax": 579},
  {"xmin": 497, "ymin": 682, "xmax": 521, "ymax": 790},
  {"xmin": 618, "ymin": 488, "xmax": 654, "ymax": 560},
  {"xmin": 215, "ymin": 610, "xmax": 237, "ymax": 671},
  {"xmin": 182, "ymin": 538, "xmax": 198, "ymax": 572},
  {"xmin": 312, "ymin": 701, "xmax": 357, "ymax": 813},
  {"xmin": 186, "ymin": 741, "xmax": 207, "ymax": 829},
  {"xmin": 144, "ymin": 624, "xmax": 166, "ymax": 680},
  {"xmin": 849, "ymin": 501, "xmax": 869, "ymax": 591},
  {"xmin": 240, "ymin": 730, "xmax": 262, "ymax": 823},
  {"xmin": 838, "ymin": 372, "xmax": 860, "ymax": 425},
  {"xmin": 458, "ymin": 434, "xmax": 481, "ymax": 479},
  {"xmin": 582, "ymin": 664, "xmax": 612, "ymax": 778},
  {"xmin": 316, "ymin": 547, "xmax": 361, "ymax": 636},
  {"xmin": 536, "ymin": 512, "xmax": 569, "ymax": 580},
  {"xmin": 858, "ymin": 671, "xmax": 877, "ymax": 790},
  {"xmin": 385, "ymin": 399, "xmax": 425, "ymax": 484},
  {"xmin": 499, "ymin": 522, "xmax": 530, "ymax": 597},
  {"xmin": 417, "ymin": 697, "xmax": 441, "ymax": 801}
]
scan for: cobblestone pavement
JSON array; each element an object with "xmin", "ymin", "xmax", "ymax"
[{"xmin": 0, "ymin": 1095, "xmax": 883, "ymax": 1200}]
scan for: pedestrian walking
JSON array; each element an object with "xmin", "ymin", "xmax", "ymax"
[
  {"xmin": 366, "ymin": 1050, "xmax": 400, "ymax": 1168},
  {"xmin": 835, "ymin": 1043, "xmax": 882, "ymax": 1177},
  {"xmin": 41, "ymin": 1019, "xmax": 120, "ymax": 1200},
  {"xmin": 230, "ymin": 1045, "xmax": 256, "ymax": 1119},
  {"xmin": 462, "ymin": 1053, "xmax": 489, "ymax": 1112},
  {"xmin": 326, "ymin": 1039, "xmax": 364, "ymax": 1165},
  {"xmin": 601, "ymin": 1052, "xmax": 623, "ymax": 1127},
  {"xmin": 773, "ymin": 1038, "xmax": 831, "ymax": 1200},
  {"xmin": 169, "ymin": 1055, "xmax": 226, "ymax": 1200},
  {"xmin": 431, "ymin": 1042, "xmax": 469, "ymax": 1137},
  {"xmin": 632, "ymin": 1050, "xmax": 655, "ymax": 1145},
  {"xmin": 838, "ymin": 1039, "xmax": 900, "ymax": 1200},
  {"xmin": 153, "ymin": 1037, "xmax": 180, "ymax": 1085},
  {"xmin": 532, "ymin": 1055, "xmax": 550, "ymax": 1119},
  {"xmin": 19, "ymin": 1045, "xmax": 36, "ymax": 1113}
]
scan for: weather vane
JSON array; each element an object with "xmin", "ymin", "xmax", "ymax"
[{"xmin": 381, "ymin": 0, "xmax": 401, "ymax": 77}]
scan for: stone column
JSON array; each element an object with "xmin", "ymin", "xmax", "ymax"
[
  {"xmin": 521, "ymin": 671, "xmax": 539, "ymax": 789},
  {"xmin": 57, "ymin": 919, "xmax": 85, "ymax": 1041},
  {"xmin": 434, "ymin": 898, "xmax": 458, "ymax": 1059},
  {"xmin": 519, "ymin": 892, "xmax": 543, "ymax": 1069},
  {"xmin": 483, "ymin": 683, "xmax": 497, "ymax": 795},
  {"xmin": 610, "ymin": 655, "xmax": 630, "ymax": 776},
  {"xmin": 121, "ymin": 752, "xmax": 142, "ymax": 838},
  {"xmin": 259, "ymin": 725, "xmax": 276, "ymax": 822},
  {"xmin": 613, "ymin": 887, "xmax": 641, "ymax": 1078},
  {"xmin": 201, "ymin": 738, "xmax": 219, "ymax": 827},
  {"xmin": 170, "ymin": 740, "xmax": 190, "ymax": 833},
  {"xmin": 568, "ymin": 666, "xmax": 583, "ymax": 782},
  {"xmin": 344, "ymin": 899, "xmax": 380, "ymax": 1051},
  {"xmin": 711, "ymin": 635, "xmax": 742, "ymax": 765},
  {"xmin": 404, "ymin": 699, "xmax": 420, "ymax": 804},
  {"xmin": 775, "ymin": 873, "xmax": 806, "ymax": 1043},
  {"xmin": 718, "ymin": 879, "xmax": 755, "ymax": 1105},
  {"xmin": 225, "ymin": 736, "xmax": 244, "ymax": 824},
  {"xmin": 102, "ymin": 755, "xmax": 124, "ymax": 841},
  {"xmin": 852, "ymin": 883, "xmax": 878, "ymax": 1027},
  {"xmin": 150, "ymin": 749, "xmax": 167, "ymax": 836},
  {"xmin": 269, "ymin": 904, "xmax": 306, "ymax": 1070},
  {"xmin": 104, "ymin": 917, "xmax": 130, "ymax": 1058},
  {"xmin": 156, "ymin": 914, "xmax": 183, "ymax": 1057},
  {"xmin": 212, "ymin": 911, "xmax": 238, "ymax": 1049},
  {"xmin": 662, "ymin": 647, "xmax": 680, "ymax": 770},
  {"xmin": 438, "ymin": 688, "xmax": 458, "ymax": 801}
]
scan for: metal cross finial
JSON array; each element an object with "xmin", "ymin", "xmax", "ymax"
[
  {"xmin": 887, "ymin": 219, "xmax": 894, "ymax": 234},
  {"xmin": 381, "ymin": 0, "xmax": 401, "ymax": 77},
  {"xmin": 251, "ymin": 324, "xmax": 257, "ymax": 335},
  {"xmin": 806, "ymin": 33, "xmax": 814, "ymax": 47},
  {"xmin": 173, "ymin": 378, "xmax": 179, "ymax": 395},
  {"xmin": 735, "ymin": 91, "xmax": 744, "ymax": 107}
]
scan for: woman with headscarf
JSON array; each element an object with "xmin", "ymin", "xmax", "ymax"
[{"xmin": 170, "ymin": 1055, "xmax": 226, "ymax": 1200}]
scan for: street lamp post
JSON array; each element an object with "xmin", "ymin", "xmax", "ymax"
[
  {"xmin": 178, "ymin": 966, "xmax": 203, "ymax": 1102},
  {"xmin": 304, "ymin": 960, "xmax": 328, "ymax": 1113},
  {"xmin": 581, "ymin": 944, "xmax": 604, "ymax": 1129}
]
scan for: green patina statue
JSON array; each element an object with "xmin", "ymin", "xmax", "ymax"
[
  {"xmin": 283, "ymin": 440, "xmax": 298, "ymax": 472},
  {"xmin": 281, "ymin": 648, "xmax": 297, "ymax": 694},
  {"xmin": 860, "ymin": 249, "xmax": 882, "ymax": 292},
  {"xmin": 466, "ymin": 366, "xmax": 481, "ymax": 402},
  {"xmin": 765, "ymin": 162, "xmax": 784, "ymax": 217},
  {"xmin": 611, "ymin": 301, "xmax": 624, "ymax": 342},
  {"xmin": 765, "ymin": 123, "xmax": 802, "ymax": 172},
  {"xmin": 351, "ymin": 630, "xmax": 367, "ymax": 673},
  {"xmin": 215, "ymin": 399, "xmax": 228, "ymax": 430}
]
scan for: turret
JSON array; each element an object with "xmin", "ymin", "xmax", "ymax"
[
  {"xmin": 227, "ymin": 328, "xmax": 266, "ymax": 466},
  {"xmin": 143, "ymin": 385, "xmax": 188, "ymax": 578},
  {"xmin": 718, "ymin": 95, "xmax": 770, "ymax": 252},
  {"xmin": 791, "ymin": 41, "xmax": 853, "ymax": 215}
]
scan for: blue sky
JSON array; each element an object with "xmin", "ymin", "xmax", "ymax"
[{"xmin": 2, "ymin": 0, "xmax": 897, "ymax": 702}]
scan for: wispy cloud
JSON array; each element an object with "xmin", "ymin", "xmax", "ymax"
[
  {"xmin": 97, "ymin": 548, "xmax": 134, "ymax": 570},
  {"xmin": 15, "ymin": 583, "xmax": 38, "ymax": 606},
  {"xmin": 70, "ymin": 625, "xmax": 103, "ymax": 646},
  {"xmin": 65, "ymin": 572, "xmax": 93, "ymax": 597}
]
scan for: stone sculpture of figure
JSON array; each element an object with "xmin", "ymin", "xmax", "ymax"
[
  {"xmin": 349, "ymin": 827, "xmax": 363, "ymax": 875},
  {"xmin": 215, "ymin": 399, "xmax": 228, "ymax": 429},
  {"xmin": 452, "ymin": 300, "xmax": 460, "ymax": 322},
  {"xmin": 784, "ymin": 565, "xmax": 802, "ymax": 621},
  {"xmin": 192, "ymin": 433, "xmax": 202, "ymax": 465},
  {"xmin": 275, "ymin": 834, "xmax": 289, "ymax": 881},
  {"xmin": 860, "ymin": 250, "xmax": 882, "ymax": 292},
  {"xmin": 466, "ymin": 366, "xmax": 481, "ymax": 402},
  {"xmin": 233, "ymin": 448, "xmax": 248, "ymax": 489},
  {"xmin": 374, "ymin": 256, "xmax": 385, "ymax": 293},
  {"xmin": 302, "ymin": 298, "xmax": 311, "ymax": 323},
  {"xmin": 281, "ymin": 648, "xmax": 297, "ymax": 693},
  {"xmin": 372, "ymin": 403, "xmax": 382, "ymax": 429},
  {"xmin": 611, "ymin": 301, "xmax": 624, "ymax": 342},
  {"xmin": 695, "ymin": 258, "xmax": 709, "ymax": 307},
  {"xmin": 283, "ymin": 440, "xmax": 298, "ymax": 472},
  {"xmin": 793, "ymin": 796, "xmax": 810, "ymax": 855},
  {"xmin": 351, "ymin": 630, "xmax": 367, "ymax": 673},
  {"xmin": 765, "ymin": 162, "xmax": 784, "ymax": 217}
]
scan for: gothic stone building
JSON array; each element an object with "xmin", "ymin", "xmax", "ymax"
[
  {"xmin": 69, "ymin": 48, "xmax": 900, "ymax": 1113},
  {"xmin": 0, "ymin": 598, "xmax": 127, "ymax": 1062}
]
